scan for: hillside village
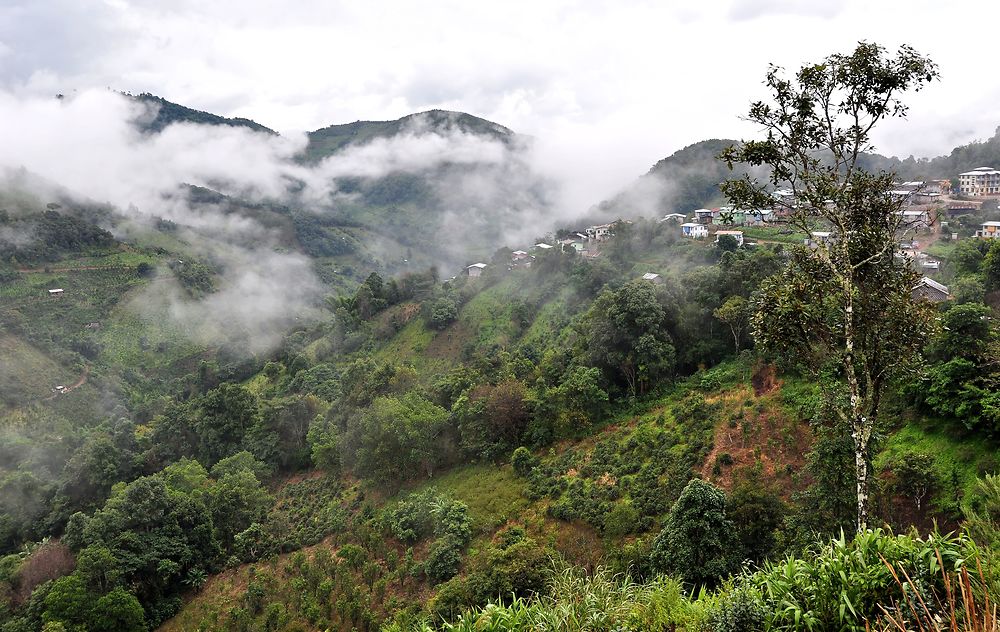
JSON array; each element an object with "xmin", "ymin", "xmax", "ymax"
[{"xmin": 462, "ymin": 172, "xmax": 1000, "ymax": 307}]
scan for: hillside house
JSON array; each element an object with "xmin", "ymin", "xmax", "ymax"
[
  {"xmin": 466, "ymin": 263, "xmax": 487, "ymax": 278},
  {"xmin": 959, "ymin": 167, "xmax": 1000, "ymax": 196},
  {"xmin": 977, "ymin": 221, "xmax": 1000, "ymax": 239},
  {"xmin": 912, "ymin": 277, "xmax": 951, "ymax": 302},
  {"xmin": 713, "ymin": 207, "xmax": 742, "ymax": 225},
  {"xmin": 694, "ymin": 209, "xmax": 717, "ymax": 224},
  {"xmin": 659, "ymin": 213, "xmax": 687, "ymax": 223},
  {"xmin": 681, "ymin": 223, "xmax": 708, "ymax": 238},
  {"xmin": 557, "ymin": 238, "xmax": 584, "ymax": 253},
  {"xmin": 947, "ymin": 201, "xmax": 982, "ymax": 217},
  {"xmin": 641, "ymin": 272, "xmax": 664, "ymax": 285},
  {"xmin": 715, "ymin": 230, "xmax": 744, "ymax": 247},
  {"xmin": 510, "ymin": 251, "xmax": 532, "ymax": 268},
  {"xmin": 584, "ymin": 223, "xmax": 616, "ymax": 241},
  {"xmin": 48, "ymin": 288, "xmax": 64, "ymax": 296},
  {"xmin": 746, "ymin": 209, "xmax": 774, "ymax": 225},
  {"xmin": 912, "ymin": 191, "xmax": 942, "ymax": 204},
  {"xmin": 898, "ymin": 209, "xmax": 931, "ymax": 229},
  {"xmin": 534, "ymin": 243, "xmax": 554, "ymax": 252},
  {"xmin": 805, "ymin": 231, "xmax": 836, "ymax": 248},
  {"xmin": 889, "ymin": 189, "xmax": 914, "ymax": 206}
]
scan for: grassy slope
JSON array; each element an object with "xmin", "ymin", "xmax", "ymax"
[
  {"xmin": 158, "ymin": 354, "xmax": 815, "ymax": 631},
  {"xmin": 160, "ymin": 306, "xmax": 1000, "ymax": 631},
  {"xmin": 0, "ymin": 335, "xmax": 77, "ymax": 410}
]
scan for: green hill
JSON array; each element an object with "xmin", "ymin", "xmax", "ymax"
[
  {"xmin": 3, "ymin": 95, "xmax": 1000, "ymax": 632},
  {"xmin": 302, "ymin": 109, "xmax": 518, "ymax": 163},
  {"xmin": 131, "ymin": 93, "xmax": 277, "ymax": 135}
]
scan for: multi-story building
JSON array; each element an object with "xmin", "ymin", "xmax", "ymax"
[
  {"xmin": 958, "ymin": 167, "xmax": 1000, "ymax": 196},
  {"xmin": 977, "ymin": 221, "xmax": 1000, "ymax": 239}
]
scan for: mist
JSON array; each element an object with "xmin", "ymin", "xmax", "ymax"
[{"xmin": 0, "ymin": 90, "xmax": 621, "ymax": 352}]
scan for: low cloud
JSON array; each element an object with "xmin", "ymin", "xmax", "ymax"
[{"xmin": 0, "ymin": 90, "xmax": 605, "ymax": 351}]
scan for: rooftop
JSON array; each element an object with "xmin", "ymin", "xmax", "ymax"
[{"xmin": 915, "ymin": 276, "xmax": 949, "ymax": 295}]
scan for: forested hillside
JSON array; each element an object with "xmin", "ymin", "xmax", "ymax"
[
  {"xmin": 3, "ymin": 65, "xmax": 1000, "ymax": 632},
  {"xmin": 3, "ymin": 203, "xmax": 1000, "ymax": 630},
  {"xmin": 131, "ymin": 94, "xmax": 277, "ymax": 135}
]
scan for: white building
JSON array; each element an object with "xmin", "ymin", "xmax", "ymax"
[
  {"xmin": 959, "ymin": 167, "xmax": 1000, "ymax": 196},
  {"xmin": 681, "ymin": 223, "xmax": 708, "ymax": 238},
  {"xmin": 715, "ymin": 230, "xmax": 744, "ymax": 247},
  {"xmin": 641, "ymin": 272, "xmax": 664, "ymax": 285},
  {"xmin": 585, "ymin": 223, "xmax": 615, "ymax": 241},
  {"xmin": 977, "ymin": 221, "xmax": 1000, "ymax": 239},
  {"xmin": 898, "ymin": 209, "xmax": 931, "ymax": 229},
  {"xmin": 466, "ymin": 263, "xmax": 487, "ymax": 278}
]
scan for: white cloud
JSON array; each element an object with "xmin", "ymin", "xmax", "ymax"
[{"xmin": 1, "ymin": 0, "xmax": 999, "ymax": 214}]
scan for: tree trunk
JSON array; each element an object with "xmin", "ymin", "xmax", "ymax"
[
  {"xmin": 854, "ymin": 432, "xmax": 869, "ymax": 531},
  {"xmin": 841, "ymin": 262, "xmax": 871, "ymax": 533}
]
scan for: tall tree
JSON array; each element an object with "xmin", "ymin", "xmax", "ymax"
[
  {"xmin": 650, "ymin": 478, "xmax": 738, "ymax": 588},
  {"xmin": 583, "ymin": 280, "xmax": 676, "ymax": 397},
  {"xmin": 720, "ymin": 42, "xmax": 939, "ymax": 531}
]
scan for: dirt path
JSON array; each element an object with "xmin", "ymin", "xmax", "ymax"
[{"xmin": 43, "ymin": 365, "xmax": 89, "ymax": 401}]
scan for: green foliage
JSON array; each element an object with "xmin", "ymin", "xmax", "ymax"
[
  {"xmin": 727, "ymin": 479, "xmax": 785, "ymax": 563},
  {"xmin": 88, "ymin": 587, "xmax": 145, "ymax": 632},
  {"xmin": 342, "ymin": 392, "xmax": 450, "ymax": 485},
  {"xmin": 651, "ymin": 479, "xmax": 739, "ymax": 588},
  {"xmin": 42, "ymin": 574, "xmax": 91, "ymax": 629},
  {"xmin": 0, "ymin": 210, "xmax": 114, "ymax": 264},
  {"xmin": 454, "ymin": 380, "xmax": 530, "ymax": 461},
  {"xmin": 510, "ymin": 447, "xmax": 537, "ymax": 477},
  {"xmin": 168, "ymin": 258, "xmax": 217, "ymax": 297},
  {"xmin": 749, "ymin": 529, "xmax": 970, "ymax": 632},
  {"xmin": 985, "ymin": 239, "xmax": 1000, "ymax": 292},
  {"xmin": 917, "ymin": 302, "xmax": 999, "ymax": 433},
  {"xmin": 583, "ymin": 280, "xmax": 677, "ymax": 397},
  {"xmin": 429, "ymin": 296, "xmax": 459, "ymax": 330}
]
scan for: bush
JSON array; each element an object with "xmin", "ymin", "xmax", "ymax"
[
  {"xmin": 425, "ymin": 535, "xmax": 464, "ymax": 584},
  {"xmin": 650, "ymin": 478, "xmax": 739, "ymax": 588},
  {"xmin": 511, "ymin": 447, "xmax": 537, "ymax": 476}
]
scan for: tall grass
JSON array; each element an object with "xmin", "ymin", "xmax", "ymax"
[
  {"xmin": 384, "ymin": 530, "xmax": 994, "ymax": 632},
  {"xmin": 873, "ymin": 553, "xmax": 997, "ymax": 632}
]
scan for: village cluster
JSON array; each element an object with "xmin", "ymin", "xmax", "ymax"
[{"xmin": 463, "ymin": 172, "xmax": 1000, "ymax": 305}]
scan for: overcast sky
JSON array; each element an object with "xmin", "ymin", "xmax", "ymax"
[{"xmin": 2, "ymin": 0, "xmax": 1000, "ymax": 201}]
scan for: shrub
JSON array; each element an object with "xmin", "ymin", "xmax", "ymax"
[
  {"xmin": 650, "ymin": 479, "xmax": 739, "ymax": 588},
  {"xmin": 511, "ymin": 447, "xmax": 537, "ymax": 476}
]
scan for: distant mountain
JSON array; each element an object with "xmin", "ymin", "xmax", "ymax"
[
  {"xmin": 598, "ymin": 139, "xmax": 747, "ymax": 217},
  {"xmin": 858, "ymin": 126, "xmax": 1000, "ymax": 181},
  {"xmin": 605, "ymin": 127, "xmax": 1000, "ymax": 220},
  {"xmin": 302, "ymin": 109, "xmax": 518, "ymax": 163},
  {"xmin": 294, "ymin": 110, "xmax": 550, "ymax": 267},
  {"xmin": 130, "ymin": 93, "xmax": 277, "ymax": 135}
]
